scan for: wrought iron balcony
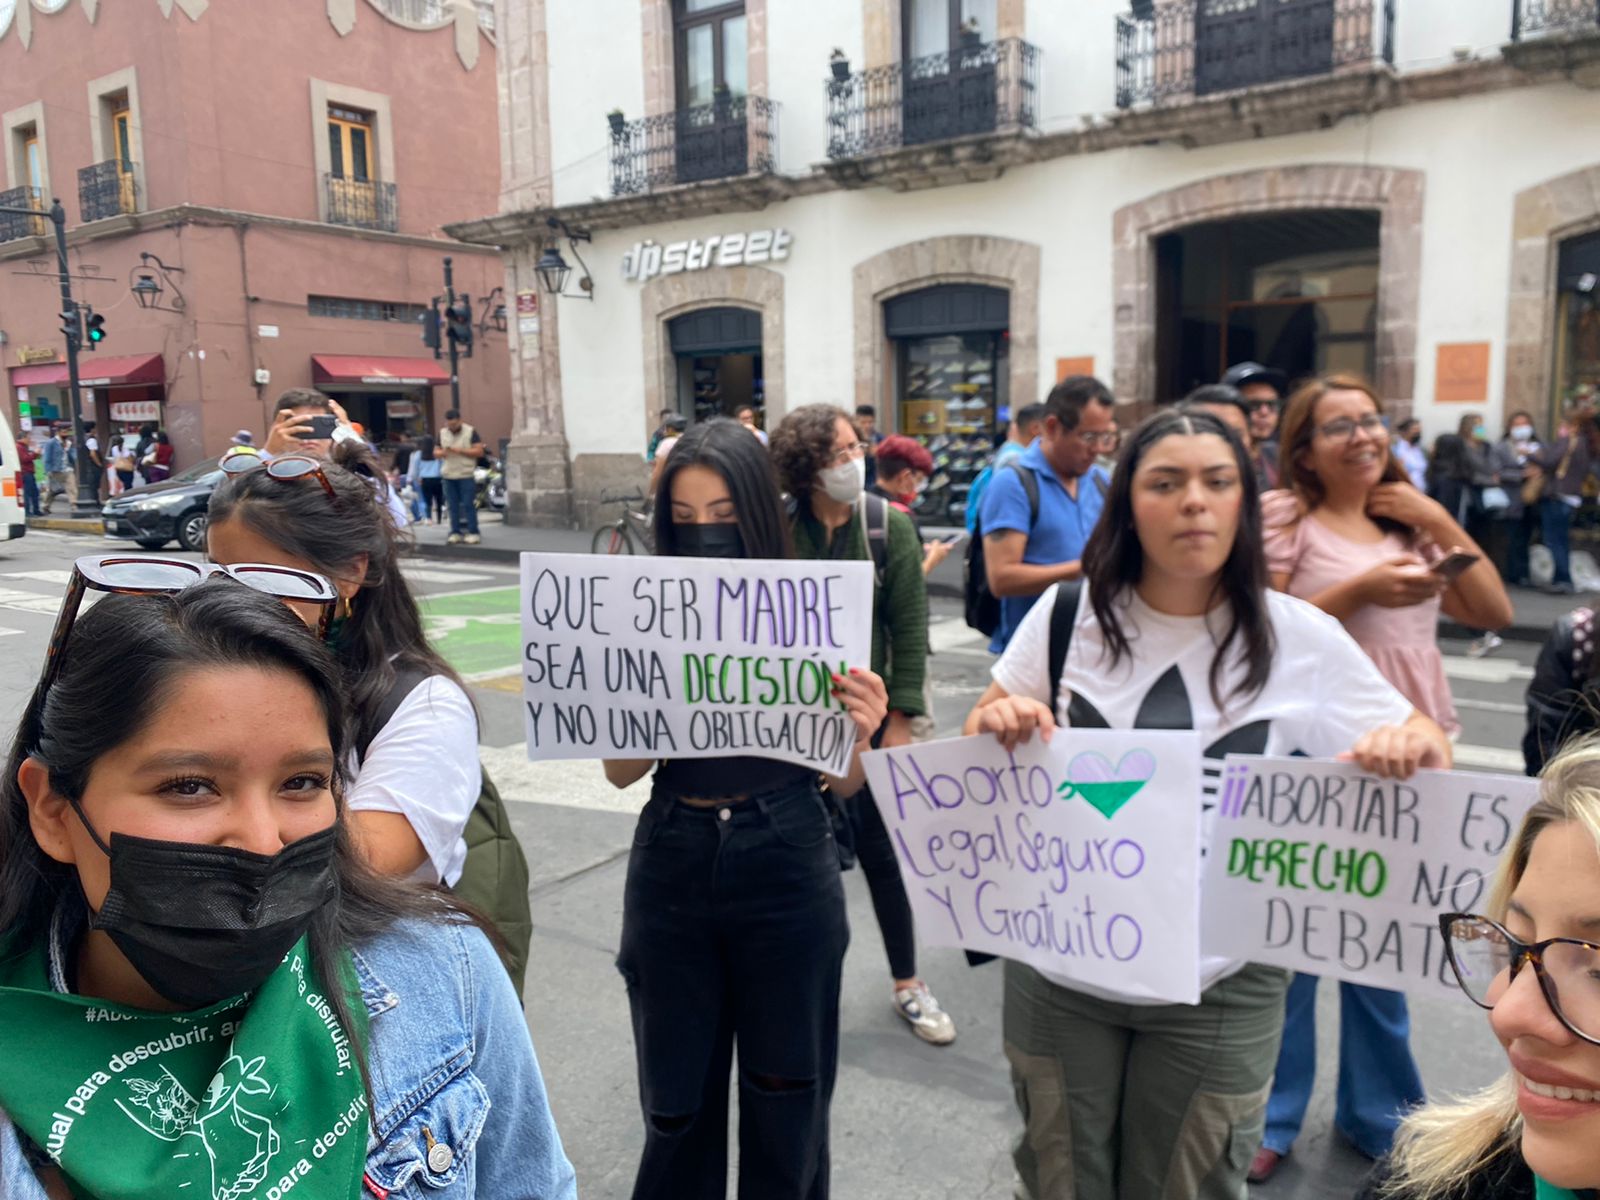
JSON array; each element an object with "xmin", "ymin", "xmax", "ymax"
[
  {"xmin": 0, "ymin": 186, "xmax": 46, "ymax": 242},
  {"xmin": 609, "ymin": 95, "xmax": 779, "ymax": 196},
  {"xmin": 825, "ymin": 38, "xmax": 1039, "ymax": 160},
  {"xmin": 1116, "ymin": 0, "xmax": 1395, "ymax": 109},
  {"xmin": 78, "ymin": 159, "xmax": 137, "ymax": 222},
  {"xmin": 1513, "ymin": 0, "xmax": 1600, "ymax": 39},
  {"xmin": 324, "ymin": 174, "xmax": 399, "ymax": 232}
]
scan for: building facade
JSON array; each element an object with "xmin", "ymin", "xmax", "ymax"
[
  {"xmin": 454, "ymin": 0, "xmax": 1600, "ymax": 530},
  {"xmin": 0, "ymin": 0, "xmax": 510, "ymax": 470}
]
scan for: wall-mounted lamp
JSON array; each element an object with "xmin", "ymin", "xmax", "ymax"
[
  {"xmin": 129, "ymin": 252, "xmax": 186, "ymax": 313},
  {"xmin": 479, "ymin": 286, "xmax": 507, "ymax": 333},
  {"xmin": 536, "ymin": 216, "xmax": 594, "ymax": 300}
]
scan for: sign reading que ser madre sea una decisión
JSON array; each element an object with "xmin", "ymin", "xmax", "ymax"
[{"xmin": 519, "ymin": 553, "xmax": 873, "ymax": 775}]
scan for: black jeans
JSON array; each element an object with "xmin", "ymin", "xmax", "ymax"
[
  {"xmin": 617, "ymin": 780, "xmax": 850, "ymax": 1200},
  {"xmin": 848, "ymin": 787, "xmax": 917, "ymax": 981}
]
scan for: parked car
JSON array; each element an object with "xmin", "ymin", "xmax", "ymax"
[{"xmin": 102, "ymin": 455, "xmax": 222, "ymax": 551}]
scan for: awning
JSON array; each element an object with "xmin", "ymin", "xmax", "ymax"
[
  {"xmin": 311, "ymin": 355, "xmax": 450, "ymax": 387},
  {"xmin": 9, "ymin": 353, "xmax": 164, "ymax": 388}
]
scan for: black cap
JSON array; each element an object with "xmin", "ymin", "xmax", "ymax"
[{"xmin": 1221, "ymin": 361, "xmax": 1288, "ymax": 396}]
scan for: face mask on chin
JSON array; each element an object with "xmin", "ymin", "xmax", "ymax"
[
  {"xmin": 672, "ymin": 521, "xmax": 745, "ymax": 558},
  {"xmin": 818, "ymin": 456, "xmax": 866, "ymax": 504}
]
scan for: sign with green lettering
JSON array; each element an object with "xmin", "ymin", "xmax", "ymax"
[{"xmin": 1202, "ymin": 756, "xmax": 1539, "ymax": 994}]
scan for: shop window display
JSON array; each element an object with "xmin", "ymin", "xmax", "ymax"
[{"xmin": 897, "ymin": 330, "xmax": 1006, "ymax": 526}]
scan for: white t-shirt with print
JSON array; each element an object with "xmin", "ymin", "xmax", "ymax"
[{"xmin": 992, "ymin": 584, "xmax": 1414, "ymax": 1002}]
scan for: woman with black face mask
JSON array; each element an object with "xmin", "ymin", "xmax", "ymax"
[
  {"xmin": 603, "ymin": 418, "xmax": 889, "ymax": 1200},
  {"xmin": 0, "ymin": 574, "xmax": 575, "ymax": 1200}
]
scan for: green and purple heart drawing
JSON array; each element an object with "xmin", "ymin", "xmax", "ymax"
[{"xmin": 1056, "ymin": 749, "xmax": 1156, "ymax": 819}]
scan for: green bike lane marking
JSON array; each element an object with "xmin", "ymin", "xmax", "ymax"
[{"xmin": 418, "ymin": 586, "xmax": 522, "ymax": 679}]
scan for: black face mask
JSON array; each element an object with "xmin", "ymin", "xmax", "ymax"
[
  {"xmin": 672, "ymin": 522, "xmax": 745, "ymax": 559},
  {"xmin": 71, "ymin": 803, "xmax": 338, "ymax": 1007}
]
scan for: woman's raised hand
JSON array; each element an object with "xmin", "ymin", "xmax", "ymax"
[{"xmin": 972, "ymin": 694, "xmax": 1056, "ymax": 752}]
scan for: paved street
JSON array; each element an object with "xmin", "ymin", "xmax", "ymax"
[{"xmin": 0, "ymin": 530, "xmax": 1540, "ymax": 1199}]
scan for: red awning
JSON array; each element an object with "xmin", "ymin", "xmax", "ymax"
[
  {"xmin": 311, "ymin": 355, "xmax": 450, "ymax": 387},
  {"xmin": 10, "ymin": 353, "xmax": 164, "ymax": 388}
]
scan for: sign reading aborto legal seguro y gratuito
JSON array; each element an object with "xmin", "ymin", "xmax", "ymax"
[
  {"xmin": 1202, "ymin": 756, "xmax": 1540, "ymax": 997},
  {"xmin": 518, "ymin": 552, "xmax": 873, "ymax": 776}
]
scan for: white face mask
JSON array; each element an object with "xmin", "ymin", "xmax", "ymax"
[
  {"xmin": 818, "ymin": 456, "xmax": 866, "ymax": 504},
  {"xmin": 1511, "ymin": 425, "xmax": 1534, "ymax": 442}
]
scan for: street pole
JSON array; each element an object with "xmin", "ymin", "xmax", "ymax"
[
  {"xmin": 0, "ymin": 197, "xmax": 94, "ymax": 517},
  {"xmin": 444, "ymin": 255, "xmax": 461, "ymax": 414}
]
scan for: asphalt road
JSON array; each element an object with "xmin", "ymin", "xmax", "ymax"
[{"xmin": 0, "ymin": 529, "xmax": 1541, "ymax": 1199}]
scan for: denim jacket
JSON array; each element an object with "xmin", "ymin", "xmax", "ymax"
[{"xmin": 0, "ymin": 916, "xmax": 578, "ymax": 1199}]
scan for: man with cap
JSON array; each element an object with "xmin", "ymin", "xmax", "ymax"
[
  {"xmin": 230, "ymin": 429, "xmax": 255, "ymax": 448},
  {"xmin": 1222, "ymin": 361, "xmax": 1288, "ymax": 489}
]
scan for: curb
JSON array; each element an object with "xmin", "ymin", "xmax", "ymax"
[
  {"xmin": 1439, "ymin": 619, "xmax": 1549, "ymax": 645},
  {"xmin": 27, "ymin": 516, "xmax": 102, "ymax": 534},
  {"xmin": 408, "ymin": 541, "xmax": 526, "ymax": 566}
]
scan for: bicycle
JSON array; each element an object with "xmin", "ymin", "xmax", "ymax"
[{"xmin": 591, "ymin": 490, "xmax": 653, "ymax": 554}]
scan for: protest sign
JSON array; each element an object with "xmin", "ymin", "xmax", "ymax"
[
  {"xmin": 862, "ymin": 730, "xmax": 1204, "ymax": 1005},
  {"xmin": 1202, "ymin": 756, "xmax": 1539, "ymax": 995},
  {"xmin": 519, "ymin": 552, "xmax": 873, "ymax": 775}
]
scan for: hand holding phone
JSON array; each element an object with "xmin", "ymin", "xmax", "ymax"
[
  {"xmin": 294, "ymin": 414, "xmax": 340, "ymax": 441},
  {"xmin": 942, "ymin": 532, "xmax": 969, "ymax": 549},
  {"xmin": 1430, "ymin": 550, "xmax": 1480, "ymax": 584}
]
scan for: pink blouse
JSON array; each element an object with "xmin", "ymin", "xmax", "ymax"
[{"xmin": 1261, "ymin": 489, "xmax": 1458, "ymax": 736}]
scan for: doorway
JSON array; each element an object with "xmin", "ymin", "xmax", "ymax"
[{"xmin": 668, "ymin": 306, "xmax": 765, "ymax": 427}]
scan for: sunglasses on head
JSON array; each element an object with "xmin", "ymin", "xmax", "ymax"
[
  {"xmin": 34, "ymin": 556, "xmax": 339, "ymax": 704},
  {"xmin": 220, "ymin": 448, "xmax": 337, "ymax": 499}
]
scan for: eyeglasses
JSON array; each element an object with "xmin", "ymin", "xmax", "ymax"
[
  {"xmin": 1079, "ymin": 430, "xmax": 1122, "ymax": 451},
  {"xmin": 1315, "ymin": 414, "xmax": 1387, "ymax": 443},
  {"xmin": 1249, "ymin": 400, "xmax": 1281, "ymax": 415},
  {"xmin": 1440, "ymin": 912, "xmax": 1600, "ymax": 1045},
  {"xmin": 827, "ymin": 441, "xmax": 865, "ymax": 467},
  {"xmin": 35, "ymin": 556, "xmax": 338, "ymax": 703},
  {"xmin": 220, "ymin": 448, "xmax": 337, "ymax": 500}
]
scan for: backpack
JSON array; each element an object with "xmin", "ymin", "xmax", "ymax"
[
  {"xmin": 964, "ymin": 460, "xmax": 1039, "ymax": 635},
  {"xmin": 361, "ymin": 666, "xmax": 533, "ymax": 998}
]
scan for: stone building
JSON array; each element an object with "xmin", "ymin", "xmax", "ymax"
[
  {"xmin": 0, "ymin": 0, "xmax": 509, "ymax": 470},
  {"xmin": 451, "ymin": 0, "xmax": 1600, "ymax": 530}
]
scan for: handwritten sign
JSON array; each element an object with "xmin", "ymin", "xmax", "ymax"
[
  {"xmin": 862, "ymin": 730, "xmax": 1204, "ymax": 1004},
  {"xmin": 1202, "ymin": 756, "xmax": 1539, "ymax": 995},
  {"xmin": 519, "ymin": 552, "xmax": 873, "ymax": 775}
]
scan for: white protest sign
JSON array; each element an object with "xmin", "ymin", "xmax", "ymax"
[
  {"xmin": 519, "ymin": 552, "xmax": 873, "ymax": 775},
  {"xmin": 862, "ymin": 730, "xmax": 1204, "ymax": 1005},
  {"xmin": 1202, "ymin": 756, "xmax": 1539, "ymax": 995}
]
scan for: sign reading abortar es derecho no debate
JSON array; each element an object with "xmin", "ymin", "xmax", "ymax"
[{"xmin": 519, "ymin": 553, "xmax": 874, "ymax": 776}]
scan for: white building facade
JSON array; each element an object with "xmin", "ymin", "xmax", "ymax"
[{"xmin": 455, "ymin": 0, "xmax": 1600, "ymax": 528}]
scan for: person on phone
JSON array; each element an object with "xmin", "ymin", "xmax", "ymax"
[
  {"xmin": 259, "ymin": 389, "xmax": 409, "ymax": 529},
  {"xmin": 603, "ymin": 418, "xmax": 889, "ymax": 1198},
  {"xmin": 964, "ymin": 405, "xmax": 1449, "ymax": 1200},
  {"xmin": 435, "ymin": 409, "xmax": 485, "ymax": 546},
  {"xmin": 1251, "ymin": 374, "xmax": 1512, "ymax": 1183},
  {"xmin": 0, "ymin": 580, "xmax": 574, "ymax": 1199},
  {"xmin": 872, "ymin": 434, "xmax": 952, "ymax": 577}
]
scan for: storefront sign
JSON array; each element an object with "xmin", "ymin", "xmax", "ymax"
[
  {"xmin": 621, "ymin": 229, "xmax": 792, "ymax": 284},
  {"xmin": 861, "ymin": 731, "xmax": 1204, "ymax": 1005},
  {"xmin": 1202, "ymin": 756, "xmax": 1538, "ymax": 996},
  {"xmin": 15, "ymin": 346, "xmax": 57, "ymax": 365},
  {"xmin": 385, "ymin": 400, "xmax": 419, "ymax": 419},
  {"xmin": 519, "ymin": 551, "xmax": 871, "ymax": 776},
  {"xmin": 516, "ymin": 289, "xmax": 538, "ymax": 315},
  {"xmin": 109, "ymin": 400, "xmax": 161, "ymax": 422},
  {"xmin": 1435, "ymin": 342, "xmax": 1490, "ymax": 404},
  {"xmin": 360, "ymin": 376, "xmax": 429, "ymax": 385}
]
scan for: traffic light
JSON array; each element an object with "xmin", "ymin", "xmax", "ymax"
[
  {"xmin": 421, "ymin": 302, "xmax": 442, "ymax": 358},
  {"xmin": 84, "ymin": 308, "xmax": 106, "ymax": 349},
  {"xmin": 59, "ymin": 305, "xmax": 81, "ymax": 347},
  {"xmin": 446, "ymin": 297, "xmax": 473, "ymax": 358}
]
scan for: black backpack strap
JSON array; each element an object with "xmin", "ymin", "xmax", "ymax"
[
  {"xmin": 1003, "ymin": 459, "xmax": 1041, "ymax": 530},
  {"xmin": 357, "ymin": 663, "xmax": 432, "ymax": 763},
  {"xmin": 1047, "ymin": 580, "xmax": 1085, "ymax": 717}
]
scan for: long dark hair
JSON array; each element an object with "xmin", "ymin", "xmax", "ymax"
[
  {"xmin": 1277, "ymin": 373, "xmax": 1412, "ymax": 538},
  {"xmin": 653, "ymin": 417, "xmax": 793, "ymax": 559},
  {"xmin": 207, "ymin": 440, "xmax": 467, "ymax": 748},
  {"xmin": 1, "ymin": 583, "xmax": 480, "ymax": 1095},
  {"xmin": 1081, "ymin": 406, "xmax": 1277, "ymax": 710}
]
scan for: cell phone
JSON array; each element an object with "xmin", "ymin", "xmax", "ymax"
[
  {"xmin": 941, "ymin": 532, "xmax": 969, "ymax": 548},
  {"xmin": 295, "ymin": 414, "xmax": 339, "ymax": 441},
  {"xmin": 1430, "ymin": 551, "xmax": 1480, "ymax": 583}
]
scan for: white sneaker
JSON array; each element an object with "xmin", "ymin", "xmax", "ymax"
[
  {"xmin": 1467, "ymin": 632, "xmax": 1503, "ymax": 659},
  {"xmin": 893, "ymin": 983, "xmax": 956, "ymax": 1045}
]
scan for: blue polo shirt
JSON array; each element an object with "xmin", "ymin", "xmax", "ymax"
[{"xmin": 977, "ymin": 439, "xmax": 1109, "ymax": 652}]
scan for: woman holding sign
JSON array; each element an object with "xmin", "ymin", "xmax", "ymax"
[
  {"xmin": 1367, "ymin": 739, "xmax": 1600, "ymax": 1200},
  {"xmin": 1254, "ymin": 376, "xmax": 1512, "ymax": 1182},
  {"xmin": 0, "ymin": 574, "xmax": 574, "ymax": 1198},
  {"xmin": 603, "ymin": 417, "xmax": 890, "ymax": 1200},
  {"xmin": 963, "ymin": 406, "xmax": 1450, "ymax": 1200}
]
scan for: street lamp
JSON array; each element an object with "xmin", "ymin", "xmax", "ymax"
[
  {"xmin": 128, "ymin": 252, "xmax": 185, "ymax": 313},
  {"xmin": 537, "ymin": 216, "xmax": 594, "ymax": 300}
]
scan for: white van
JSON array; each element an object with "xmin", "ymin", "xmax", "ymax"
[{"xmin": 0, "ymin": 410, "xmax": 28, "ymax": 540}]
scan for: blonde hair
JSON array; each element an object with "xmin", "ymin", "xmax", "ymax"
[{"xmin": 1381, "ymin": 738, "xmax": 1600, "ymax": 1198}]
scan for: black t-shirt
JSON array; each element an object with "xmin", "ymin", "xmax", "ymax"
[{"xmin": 654, "ymin": 757, "xmax": 814, "ymax": 800}]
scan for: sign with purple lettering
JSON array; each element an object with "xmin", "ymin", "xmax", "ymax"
[
  {"xmin": 861, "ymin": 730, "xmax": 1204, "ymax": 1004},
  {"xmin": 1202, "ymin": 757, "xmax": 1539, "ymax": 994},
  {"xmin": 519, "ymin": 553, "xmax": 873, "ymax": 775}
]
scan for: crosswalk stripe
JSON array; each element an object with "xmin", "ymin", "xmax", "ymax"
[
  {"xmin": 477, "ymin": 744, "xmax": 650, "ymax": 814},
  {"xmin": 0, "ymin": 588, "xmax": 62, "ymax": 615},
  {"xmin": 1441, "ymin": 655, "xmax": 1533, "ymax": 684},
  {"xmin": 1450, "ymin": 743, "xmax": 1524, "ymax": 772},
  {"xmin": 401, "ymin": 566, "xmax": 510, "ymax": 585},
  {"xmin": 0, "ymin": 570, "xmax": 75, "ymax": 585}
]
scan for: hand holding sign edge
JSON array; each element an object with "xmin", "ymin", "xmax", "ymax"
[{"xmin": 1339, "ymin": 711, "xmax": 1452, "ymax": 779}]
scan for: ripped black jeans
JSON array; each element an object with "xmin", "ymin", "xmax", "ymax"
[{"xmin": 616, "ymin": 779, "xmax": 850, "ymax": 1200}]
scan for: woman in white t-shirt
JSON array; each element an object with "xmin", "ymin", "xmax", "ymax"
[{"xmin": 962, "ymin": 406, "xmax": 1451, "ymax": 1200}]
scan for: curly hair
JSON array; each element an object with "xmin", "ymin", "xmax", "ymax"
[{"xmin": 769, "ymin": 403, "xmax": 857, "ymax": 498}]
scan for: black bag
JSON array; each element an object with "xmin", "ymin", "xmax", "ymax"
[{"xmin": 964, "ymin": 460, "xmax": 1039, "ymax": 636}]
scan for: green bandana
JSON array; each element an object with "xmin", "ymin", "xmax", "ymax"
[{"xmin": 0, "ymin": 926, "xmax": 370, "ymax": 1200}]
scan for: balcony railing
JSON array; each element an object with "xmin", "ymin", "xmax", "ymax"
[
  {"xmin": 1513, "ymin": 0, "xmax": 1600, "ymax": 39},
  {"xmin": 78, "ymin": 159, "xmax": 137, "ymax": 222},
  {"xmin": 609, "ymin": 95, "xmax": 779, "ymax": 196},
  {"xmin": 1116, "ymin": 0, "xmax": 1395, "ymax": 109},
  {"xmin": 825, "ymin": 38, "xmax": 1039, "ymax": 160},
  {"xmin": 325, "ymin": 175, "xmax": 399, "ymax": 232},
  {"xmin": 0, "ymin": 186, "xmax": 46, "ymax": 242}
]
